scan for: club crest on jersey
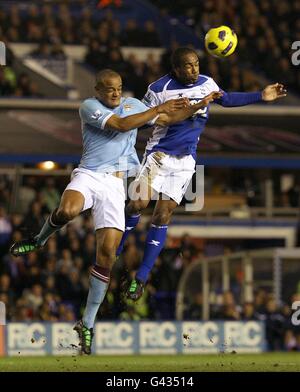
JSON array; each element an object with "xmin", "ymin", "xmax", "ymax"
[
  {"xmin": 91, "ymin": 109, "xmax": 102, "ymax": 119},
  {"xmin": 124, "ymin": 104, "xmax": 132, "ymax": 111},
  {"xmin": 198, "ymin": 88, "xmax": 207, "ymax": 95}
]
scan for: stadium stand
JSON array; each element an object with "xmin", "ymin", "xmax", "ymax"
[{"xmin": 0, "ymin": 0, "xmax": 300, "ymax": 357}]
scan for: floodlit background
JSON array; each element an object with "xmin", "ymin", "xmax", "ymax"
[{"xmin": 0, "ymin": 0, "xmax": 300, "ymax": 365}]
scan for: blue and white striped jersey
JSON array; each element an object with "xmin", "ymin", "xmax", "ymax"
[
  {"xmin": 142, "ymin": 73, "xmax": 220, "ymax": 158},
  {"xmin": 142, "ymin": 73, "xmax": 263, "ymax": 158}
]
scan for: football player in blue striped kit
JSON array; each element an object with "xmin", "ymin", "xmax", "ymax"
[{"xmin": 116, "ymin": 47, "xmax": 287, "ymax": 301}]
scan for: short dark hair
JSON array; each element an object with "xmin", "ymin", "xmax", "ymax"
[
  {"xmin": 171, "ymin": 47, "xmax": 199, "ymax": 69},
  {"xmin": 95, "ymin": 69, "xmax": 121, "ymax": 89}
]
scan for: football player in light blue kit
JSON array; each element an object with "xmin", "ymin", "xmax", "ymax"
[
  {"xmin": 10, "ymin": 69, "xmax": 196, "ymax": 354},
  {"xmin": 116, "ymin": 47, "xmax": 287, "ymax": 301}
]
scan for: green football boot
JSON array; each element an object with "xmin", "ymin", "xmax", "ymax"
[
  {"xmin": 10, "ymin": 237, "xmax": 41, "ymax": 257},
  {"xmin": 126, "ymin": 279, "xmax": 145, "ymax": 301},
  {"xmin": 73, "ymin": 320, "xmax": 94, "ymax": 355}
]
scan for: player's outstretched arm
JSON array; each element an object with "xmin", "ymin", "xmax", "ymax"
[
  {"xmin": 262, "ymin": 83, "xmax": 287, "ymax": 101},
  {"xmin": 215, "ymin": 83, "xmax": 287, "ymax": 107},
  {"xmin": 155, "ymin": 91, "xmax": 222, "ymax": 126},
  {"xmin": 105, "ymin": 98, "xmax": 188, "ymax": 132}
]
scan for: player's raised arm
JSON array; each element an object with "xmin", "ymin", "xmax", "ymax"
[
  {"xmin": 155, "ymin": 91, "xmax": 223, "ymax": 126},
  {"xmin": 214, "ymin": 83, "xmax": 287, "ymax": 107},
  {"xmin": 105, "ymin": 98, "xmax": 188, "ymax": 132},
  {"xmin": 79, "ymin": 69, "xmax": 188, "ymax": 133}
]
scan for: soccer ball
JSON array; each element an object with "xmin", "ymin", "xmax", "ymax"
[{"xmin": 204, "ymin": 25, "xmax": 238, "ymax": 58}]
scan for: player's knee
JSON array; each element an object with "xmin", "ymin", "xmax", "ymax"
[
  {"xmin": 97, "ymin": 245, "xmax": 116, "ymax": 268},
  {"xmin": 57, "ymin": 205, "xmax": 80, "ymax": 222},
  {"xmin": 152, "ymin": 209, "xmax": 172, "ymax": 225},
  {"xmin": 126, "ymin": 200, "xmax": 146, "ymax": 216}
]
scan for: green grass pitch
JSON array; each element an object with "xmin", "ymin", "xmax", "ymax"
[{"xmin": 0, "ymin": 353, "xmax": 299, "ymax": 372}]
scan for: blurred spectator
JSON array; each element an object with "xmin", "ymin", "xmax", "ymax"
[
  {"xmin": 85, "ymin": 39, "xmax": 106, "ymax": 70},
  {"xmin": 241, "ymin": 302, "xmax": 260, "ymax": 320},
  {"xmin": 18, "ymin": 177, "xmax": 37, "ymax": 213},
  {"xmin": 0, "ymin": 67, "xmax": 14, "ymax": 95},
  {"xmin": 23, "ymin": 200, "xmax": 45, "ymax": 233},
  {"xmin": 0, "ymin": 274, "xmax": 14, "ymax": 306},
  {"xmin": 140, "ymin": 20, "xmax": 161, "ymax": 47},
  {"xmin": 122, "ymin": 19, "xmax": 144, "ymax": 47},
  {"xmin": 264, "ymin": 299, "xmax": 286, "ymax": 351},
  {"xmin": 23, "ymin": 283, "xmax": 43, "ymax": 314},
  {"xmin": 41, "ymin": 178, "xmax": 61, "ymax": 213},
  {"xmin": 184, "ymin": 292, "xmax": 203, "ymax": 320},
  {"xmin": 284, "ymin": 329, "xmax": 297, "ymax": 351},
  {"xmin": 0, "ymin": 206, "xmax": 12, "ymax": 257},
  {"xmin": 30, "ymin": 42, "xmax": 51, "ymax": 58}
]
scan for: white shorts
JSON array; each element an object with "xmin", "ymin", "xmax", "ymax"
[
  {"xmin": 65, "ymin": 168, "xmax": 125, "ymax": 232},
  {"xmin": 133, "ymin": 151, "xmax": 195, "ymax": 205}
]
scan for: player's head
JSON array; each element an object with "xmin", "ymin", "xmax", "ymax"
[
  {"xmin": 95, "ymin": 69, "xmax": 122, "ymax": 108},
  {"xmin": 171, "ymin": 47, "xmax": 199, "ymax": 85}
]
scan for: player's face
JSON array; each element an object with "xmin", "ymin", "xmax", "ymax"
[
  {"xmin": 175, "ymin": 54, "xmax": 200, "ymax": 85},
  {"xmin": 97, "ymin": 76, "xmax": 122, "ymax": 108}
]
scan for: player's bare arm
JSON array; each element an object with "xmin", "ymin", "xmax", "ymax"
[
  {"xmin": 156, "ymin": 91, "xmax": 223, "ymax": 126},
  {"xmin": 105, "ymin": 98, "xmax": 188, "ymax": 132}
]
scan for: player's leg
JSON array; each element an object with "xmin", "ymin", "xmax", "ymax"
[
  {"xmin": 74, "ymin": 172, "xmax": 125, "ymax": 354},
  {"xmin": 75, "ymin": 227, "xmax": 123, "ymax": 355},
  {"xmin": 116, "ymin": 179, "xmax": 153, "ymax": 257},
  {"xmin": 116, "ymin": 155, "xmax": 159, "ymax": 257},
  {"xmin": 127, "ymin": 154, "xmax": 196, "ymax": 300},
  {"xmin": 10, "ymin": 190, "xmax": 85, "ymax": 256},
  {"xmin": 117, "ymin": 152, "xmax": 166, "ymax": 257},
  {"xmin": 127, "ymin": 198, "xmax": 177, "ymax": 300}
]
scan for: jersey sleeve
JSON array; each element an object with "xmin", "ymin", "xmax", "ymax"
[
  {"xmin": 215, "ymin": 91, "xmax": 263, "ymax": 107},
  {"xmin": 130, "ymin": 98, "xmax": 150, "ymax": 113},
  {"xmin": 142, "ymin": 86, "xmax": 163, "ymax": 108},
  {"xmin": 205, "ymin": 77, "xmax": 263, "ymax": 107},
  {"xmin": 79, "ymin": 100, "xmax": 114, "ymax": 130},
  {"xmin": 131, "ymin": 97, "xmax": 159, "ymax": 126},
  {"xmin": 207, "ymin": 77, "xmax": 222, "ymax": 93}
]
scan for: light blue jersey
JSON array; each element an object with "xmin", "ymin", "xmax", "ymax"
[{"xmin": 78, "ymin": 96, "xmax": 149, "ymax": 174}]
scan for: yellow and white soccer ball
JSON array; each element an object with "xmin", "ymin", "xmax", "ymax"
[{"xmin": 204, "ymin": 25, "xmax": 238, "ymax": 58}]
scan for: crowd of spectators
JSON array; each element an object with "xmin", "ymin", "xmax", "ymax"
[
  {"xmin": 0, "ymin": 1, "xmax": 299, "ymax": 97},
  {"xmin": 0, "ymin": 41, "xmax": 43, "ymax": 97},
  {"xmin": 185, "ymin": 289, "xmax": 300, "ymax": 351},
  {"xmin": 0, "ymin": 2, "xmax": 163, "ymax": 98},
  {"xmin": 0, "ymin": 69, "xmax": 43, "ymax": 98},
  {"xmin": 0, "ymin": 1, "xmax": 277, "ymax": 99},
  {"xmin": 1, "ymin": 173, "xmax": 300, "ymax": 351},
  {"xmin": 0, "ymin": 3, "xmax": 161, "ymax": 47},
  {"xmin": 153, "ymin": 0, "xmax": 300, "ymax": 95}
]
